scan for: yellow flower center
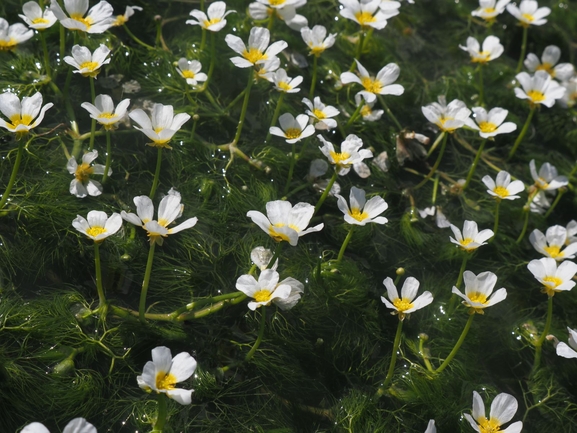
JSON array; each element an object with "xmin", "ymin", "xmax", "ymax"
[
  {"xmin": 253, "ymin": 289, "xmax": 272, "ymax": 303},
  {"xmin": 312, "ymin": 108, "xmax": 326, "ymax": 119},
  {"xmin": 361, "ymin": 77, "xmax": 382, "ymax": 94},
  {"xmin": 203, "ymin": 17, "xmax": 222, "ymax": 27},
  {"xmin": 544, "ymin": 245, "xmax": 563, "ymax": 259},
  {"xmin": 75, "ymin": 162, "xmax": 94, "ymax": 183},
  {"xmin": 98, "ymin": 112, "xmax": 116, "ymax": 119},
  {"xmin": 527, "ymin": 90, "xmax": 545, "ymax": 102},
  {"xmin": 483, "ymin": 7, "xmax": 496, "ymax": 14},
  {"xmin": 355, "ymin": 11, "xmax": 376, "ymax": 26},
  {"xmin": 243, "ymin": 47, "xmax": 267, "ymax": 64},
  {"xmin": 473, "ymin": 51, "xmax": 491, "ymax": 63},
  {"xmin": 32, "ymin": 17, "xmax": 50, "ymax": 24},
  {"xmin": 8, "ymin": 114, "xmax": 34, "ymax": 129},
  {"xmin": 278, "ymin": 81, "xmax": 292, "ymax": 91},
  {"xmin": 493, "ymin": 186, "xmax": 510, "ymax": 198},
  {"xmin": 478, "ymin": 121, "xmax": 497, "ymax": 133},
  {"xmin": 80, "ymin": 61, "xmax": 99, "ymax": 72},
  {"xmin": 478, "ymin": 417, "xmax": 501, "ymax": 433},
  {"xmin": 360, "ymin": 105, "xmax": 372, "ymax": 117},
  {"xmin": 437, "ymin": 116, "xmax": 455, "ymax": 131},
  {"xmin": 521, "ymin": 13, "xmax": 534, "ymax": 22},
  {"xmin": 310, "ymin": 46, "xmax": 325, "ymax": 56},
  {"xmin": 284, "ymin": 127, "xmax": 302, "ymax": 140},
  {"xmin": 329, "ymin": 151, "xmax": 351, "ymax": 165},
  {"xmin": 155, "ymin": 371, "xmax": 177, "ymax": 390},
  {"xmin": 350, "ymin": 207, "xmax": 369, "ymax": 222},
  {"xmin": 468, "ymin": 292, "xmax": 488, "ymax": 304},
  {"xmin": 393, "ymin": 297, "xmax": 414, "ymax": 312},
  {"xmin": 114, "ymin": 15, "xmax": 127, "ymax": 26},
  {"xmin": 543, "ymin": 276, "xmax": 562, "ymax": 288},
  {"xmin": 459, "ymin": 238, "xmax": 474, "ymax": 248},
  {"xmin": 86, "ymin": 226, "xmax": 107, "ymax": 237},
  {"xmin": 69, "ymin": 13, "xmax": 93, "ymax": 29},
  {"xmin": 269, "ymin": 223, "xmax": 300, "ymax": 243},
  {"xmin": 0, "ymin": 38, "xmax": 17, "ymax": 51},
  {"xmin": 536, "ymin": 63, "xmax": 555, "ymax": 77},
  {"xmin": 181, "ymin": 70, "xmax": 196, "ymax": 79},
  {"xmin": 269, "ymin": 0, "xmax": 286, "ymax": 5}
]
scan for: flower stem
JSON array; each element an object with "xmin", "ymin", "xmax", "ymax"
[
  {"xmin": 377, "ymin": 95, "xmax": 403, "ymax": 131},
  {"xmin": 102, "ymin": 129, "xmax": 112, "ymax": 184},
  {"xmin": 206, "ymin": 32, "xmax": 216, "ymax": 85},
  {"xmin": 139, "ymin": 242, "xmax": 157, "ymax": 324},
  {"xmin": 544, "ymin": 188, "xmax": 565, "ymax": 218},
  {"xmin": 151, "ymin": 393, "xmax": 167, "ymax": 433},
  {"xmin": 59, "ymin": 24, "xmax": 65, "ymax": 61},
  {"xmin": 63, "ymin": 68, "xmax": 76, "ymax": 123},
  {"xmin": 448, "ymin": 253, "xmax": 469, "ymax": 314},
  {"xmin": 233, "ymin": 70, "xmax": 254, "ymax": 144},
  {"xmin": 414, "ymin": 132, "xmax": 449, "ymax": 190},
  {"xmin": 0, "ymin": 136, "xmax": 30, "ymax": 210},
  {"xmin": 267, "ymin": 242, "xmax": 283, "ymax": 270},
  {"xmin": 533, "ymin": 295, "xmax": 553, "ymax": 371},
  {"xmin": 199, "ymin": 28, "xmax": 206, "ymax": 52},
  {"xmin": 345, "ymin": 99, "xmax": 364, "ymax": 130},
  {"xmin": 93, "ymin": 242, "xmax": 107, "ymax": 309},
  {"xmin": 149, "ymin": 147, "xmax": 163, "ymax": 200},
  {"xmin": 435, "ymin": 314, "xmax": 474, "ymax": 373},
  {"xmin": 516, "ymin": 26, "xmax": 528, "ymax": 74},
  {"xmin": 267, "ymin": 12, "xmax": 275, "ymax": 31},
  {"xmin": 309, "ymin": 54, "xmax": 318, "ymax": 97},
  {"xmin": 478, "ymin": 64, "xmax": 484, "ymax": 106},
  {"xmin": 245, "ymin": 307, "xmax": 267, "ymax": 362},
  {"xmin": 508, "ymin": 105, "xmax": 535, "ymax": 160},
  {"xmin": 462, "ymin": 139, "xmax": 487, "ymax": 191},
  {"xmin": 284, "ymin": 141, "xmax": 297, "ymax": 196},
  {"xmin": 493, "ymin": 199, "xmax": 501, "ymax": 237},
  {"xmin": 426, "ymin": 131, "xmax": 446, "ymax": 158},
  {"xmin": 380, "ymin": 318, "xmax": 404, "ymax": 391},
  {"xmin": 336, "ymin": 226, "xmax": 355, "ymax": 263},
  {"xmin": 419, "ymin": 335, "xmax": 434, "ymax": 373},
  {"xmin": 266, "ymin": 91, "xmax": 285, "ymax": 143},
  {"xmin": 39, "ymin": 31, "xmax": 51, "ymax": 78},
  {"xmin": 123, "ymin": 24, "xmax": 155, "ymax": 50},
  {"xmin": 88, "ymin": 77, "xmax": 97, "ymax": 151},
  {"xmin": 516, "ymin": 209, "xmax": 530, "ymax": 244},
  {"xmin": 354, "ymin": 31, "xmax": 364, "ymax": 62},
  {"xmin": 314, "ymin": 169, "xmax": 338, "ymax": 215}
]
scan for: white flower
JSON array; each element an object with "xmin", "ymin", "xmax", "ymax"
[
  {"xmin": 256, "ymin": 57, "xmax": 281, "ymax": 81},
  {"xmin": 0, "ymin": 92, "xmax": 53, "ymax": 134},
  {"xmin": 22, "ymin": 418, "xmax": 97, "ymax": 433},
  {"xmin": 524, "ymin": 45, "xmax": 574, "ymax": 81},
  {"xmin": 556, "ymin": 327, "xmax": 577, "ymax": 359},
  {"xmin": 81, "ymin": 94, "xmax": 130, "ymax": 129},
  {"xmin": 335, "ymin": 186, "xmax": 388, "ymax": 226},
  {"xmin": 459, "ymin": 36, "xmax": 504, "ymax": 63},
  {"xmin": 236, "ymin": 269, "xmax": 304, "ymax": 310},
  {"xmin": 340, "ymin": 59, "xmax": 404, "ymax": 103},
  {"xmin": 355, "ymin": 93, "xmax": 384, "ymax": 121},
  {"xmin": 424, "ymin": 419, "xmax": 436, "ymax": 433},
  {"xmin": 225, "ymin": 27, "xmax": 287, "ymax": 68},
  {"xmin": 482, "ymin": 171, "xmax": 525, "ymax": 200},
  {"xmin": 50, "ymin": 0, "xmax": 115, "ymax": 33},
  {"xmin": 256, "ymin": 0, "xmax": 302, "ymax": 9},
  {"xmin": 380, "ymin": 0, "xmax": 401, "ymax": 12},
  {"xmin": 467, "ymin": 106, "xmax": 517, "ymax": 138},
  {"xmin": 176, "ymin": 58, "xmax": 208, "ymax": 87},
  {"xmin": 530, "ymin": 190, "xmax": 551, "ymax": 214},
  {"xmin": 418, "ymin": 205, "xmax": 451, "ymax": 228},
  {"xmin": 186, "ymin": 1, "xmax": 235, "ymax": 32},
  {"xmin": 251, "ymin": 246, "xmax": 278, "ymax": 271},
  {"xmin": 129, "ymin": 103, "xmax": 191, "ymax": 148},
  {"xmin": 515, "ymin": 70, "xmax": 565, "ymax": 107},
  {"xmin": 380, "ymin": 276, "xmax": 433, "ymax": 320},
  {"xmin": 19, "ymin": 2, "xmax": 58, "ymax": 30},
  {"xmin": 529, "ymin": 226, "xmax": 577, "ymax": 261},
  {"xmin": 269, "ymin": 113, "xmax": 315, "ymax": 143},
  {"xmin": 121, "ymin": 190, "xmax": 198, "ymax": 246},
  {"xmin": 471, "ymin": 0, "xmax": 511, "ymax": 20},
  {"xmin": 67, "ymin": 150, "xmax": 109, "ymax": 198},
  {"xmin": 302, "ymin": 97, "xmax": 339, "ymax": 130},
  {"xmin": 112, "ymin": 5, "xmax": 142, "ymax": 26},
  {"xmin": 64, "ymin": 44, "xmax": 111, "ymax": 78},
  {"xmin": 465, "ymin": 391, "xmax": 523, "ymax": 433},
  {"xmin": 506, "ymin": 0, "xmax": 550, "ymax": 27},
  {"xmin": 527, "ymin": 257, "xmax": 577, "ymax": 296},
  {"xmin": 0, "ymin": 18, "xmax": 33, "ymax": 51},
  {"xmin": 270, "ymin": 68, "xmax": 303, "ymax": 93},
  {"xmin": 72, "ymin": 210, "xmax": 122, "ymax": 242},
  {"xmin": 559, "ymin": 77, "xmax": 577, "ymax": 108},
  {"xmin": 318, "ymin": 134, "xmax": 373, "ymax": 175},
  {"xmin": 529, "ymin": 159, "xmax": 568, "ymax": 191},
  {"xmin": 421, "ymin": 95, "xmax": 471, "ymax": 132},
  {"xmin": 246, "ymin": 200, "xmax": 324, "ymax": 246},
  {"xmin": 248, "ymin": 2, "xmax": 308, "ymax": 31},
  {"xmin": 449, "ymin": 220, "xmax": 494, "ymax": 251},
  {"xmin": 339, "ymin": 0, "xmax": 398, "ymax": 30},
  {"xmin": 137, "ymin": 346, "xmax": 197, "ymax": 405},
  {"xmin": 300, "ymin": 25, "xmax": 336, "ymax": 56},
  {"xmin": 566, "ymin": 220, "xmax": 577, "ymax": 245},
  {"xmin": 452, "ymin": 270, "xmax": 507, "ymax": 314}
]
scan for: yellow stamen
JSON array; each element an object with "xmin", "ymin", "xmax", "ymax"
[
  {"xmin": 459, "ymin": 238, "xmax": 474, "ymax": 248},
  {"xmin": 329, "ymin": 151, "xmax": 351, "ymax": 165},
  {"xmin": 536, "ymin": 63, "xmax": 555, "ymax": 77},
  {"xmin": 8, "ymin": 114, "xmax": 34, "ymax": 129},
  {"xmin": 243, "ymin": 47, "xmax": 267, "ymax": 64},
  {"xmin": 543, "ymin": 276, "xmax": 562, "ymax": 288},
  {"xmin": 393, "ymin": 297, "xmax": 414, "ymax": 312},
  {"xmin": 361, "ymin": 77, "xmax": 382, "ymax": 94},
  {"xmin": 527, "ymin": 90, "xmax": 545, "ymax": 102},
  {"xmin": 478, "ymin": 121, "xmax": 497, "ymax": 133},
  {"xmin": 493, "ymin": 186, "xmax": 510, "ymax": 198},
  {"xmin": 521, "ymin": 13, "xmax": 534, "ymax": 23},
  {"xmin": 98, "ymin": 112, "xmax": 116, "ymax": 119},
  {"xmin": 155, "ymin": 372, "xmax": 177, "ymax": 390},
  {"xmin": 269, "ymin": 222, "xmax": 300, "ymax": 243},
  {"xmin": 86, "ymin": 226, "xmax": 107, "ymax": 237},
  {"xmin": 203, "ymin": 17, "xmax": 222, "ymax": 27},
  {"xmin": 253, "ymin": 289, "xmax": 272, "ymax": 303},
  {"xmin": 350, "ymin": 207, "xmax": 369, "ymax": 222},
  {"xmin": 284, "ymin": 128, "xmax": 302, "ymax": 140},
  {"xmin": 269, "ymin": 0, "xmax": 286, "ymax": 5},
  {"xmin": 312, "ymin": 108, "xmax": 326, "ymax": 119},
  {"xmin": 114, "ymin": 15, "xmax": 127, "ymax": 26},
  {"xmin": 478, "ymin": 417, "xmax": 501, "ymax": 433},
  {"xmin": 355, "ymin": 11, "xmax": 376, "ymax": 26},
  {"xmin": 181, "ymin": 70, "xmax": 196, "ymax": 79},
  {"xmin": 483, "ymin": 7, "xmax": 496, "ymax": 14},
  {"xmin": 278, "ymin": 81, "xmax": 292, "ymax": 92},
  {"xmin": 75, "ymin": 163, "xmax": 94, "ymax": 183},
  {"xmin": 32, "ymin": 17, "xmax": 50, "ymax": 24},
  {"xmin": 544, "ymin": 245, "xmax": 563, "ymax": 259},
  {"xmin": 0, "ymin": 38, "xmax": 18, "ymax": 51},
  {"xmin": 473, "ymin": 51, "xmax": 491, "ymax": 63},
  {"xmin": 437, "ymin": 116, "xmax": 456, "ymax": 131},
  {"xmin": 360, "ymin": 105, "xmax": 372, "ymax": 117},
  {"xmin": 310, "ymin": 46, "xmax": 325, "ymax": 56}
]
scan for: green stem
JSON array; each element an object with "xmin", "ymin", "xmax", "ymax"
[
  {"xmin": 355, "ymin": 31, "xmax": 364, "ymax": 62},
  {"xmin": 88, "ymin": 77, "xmax": 96, "ymax": 151},
  {"xmin": 462, "ymin": 139, "xmax": 487, "ymax": 190},
  {"xmin": 435, "ymin": 314, "xmax": 474, "ymax": 373},
  {"xmin": 314, "ymin": 169, "xmax": 338, "ymax": 215},
  {"xmin": 282, "ymin": 180, "xmax": 312, "ymax": 200},
  {"xmin": 139, "ymin": 242, "xmax": 157, "ymax": 323},
  {"xmin": 0, "ymin": 137, "xmax": 29, "ymax": 210},
  {"xmin": 233, "ymin": 71, "xmax": 254, "ymax": 144},
  {"xmin": 377, "ymin": 95, "xmax": 403, "ymax": 131},
  {"xmin": 508, "ymin": 105, "xmax": 535, "ymax": 160},
  {"xmin": 267, "ymin": 12, "xmax": 275, "ymax": 31},
  {"xmin": 419, "ymin": 335, "xmax": 434, "ymax": 373},
  {"xmin": 224, "ymin": 88, "xmax": 246, "ymax": 112},
  {"xmin": 149, "ymin": 147, "xmax": 163, "ymax": 200},
  {"xmin": 336, "ymin": 226, "xmax": 355, "ymax": 263},
  {"xmin": 39, "ymin": 31, "xmax": 51, "ymax": 78},
  {"xmin": 123, "ymin": 24, "xmax": 155, "ymax": 50},
  {"xmin": 432, "ymin": 173, "xmax": 440, "ymax": 204},
  {"xmin": 63, "ymin": 68, "xmax": 76, "ymax": 122},
  {"xmin": 516, "ymin": 209, "xmax": 530, "ymax": 244},
  {"xmin": 345, "ymin": 99, "xmax": 364, "ymax": 129},
  {"xmin": 544, "ymin": 189, "xmax": 565, "ymax": 218},
  {"xmin": 206, "ymin": 32, "xmax": 216, "ymax": 84},
  {"xmin": 516, "ymin": 25, "xmax": 528, "ymax": 74},
  {"xmin": 380, "ymin": 318, "xmax": 404, "ymax": 391},
  {"xmin": 448, "ymin": 253, "xmax": 469, "ymax": 314},
  {"xmin": 245, "ymin": 307, "xmax": 266, "ymax": 362},
  {"xmin": 493, "ymin": 199, "xmax": 501, "ymax": 237},
  {"xmin": 478, "ymin": 64, "xmax": 484, "ymax": 106},
  {"xmin": 284, "ymin": 141, "xmax": 297, "ymax": 196},
  {"xmin": 102, "ymin": 130, "xmax": 112, "ymax": 183},
  {"xmin": 59, "ymin": 24, "xmax": 65, "ymax": 61},
  {"xmin": 309, "ymin": 54, "xmax": 318, "ymax": 98},
  {"xmin": 533, "ymin": 295, "xmax": 553, "ymax": 371},
  {"xmin": 151, "ymin": 393, "xmax": 167, "ymax": 433},
  {"xmin": 414, "ymin": 133, "xmax": 449, "ymax": 189},
  {"xmin": 426, "ymin": 131, "xmax": 446, "ymax": 158},
  {"xmin": 93, "ymin": 242, "xmax": 107, "ymax": 309},
  {"xmin": 266, "ymin": 91, "xmax": 285, "ymax": 143},
  {"xmin": 199, "ymin": 28, "xmax": 206, "ymax": 52}
]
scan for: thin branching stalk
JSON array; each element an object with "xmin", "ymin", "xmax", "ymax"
[
  {"xmin": 309, "ymin": 54, "xmax": 318, "ymax": 97},
  {"xmin": 345, "ymin": 99, "xmax": 364, "ymax": 130},
  {"xmin": 462, "ymin": 139, "xmax": 487, "ymax": 190},
  {"xmin": 0, "ymin": 136, "xmax": 32, "ymax": 210},
  {"xmin": 427, "ymin": 131, "xmax": 447, "ymax": 158},
  {"xmin": 478, "ymin": 64, "xmax": 484, "ymax": 106},
  {"xmin": 88, "ymin": 77, "xmax": 97, "ymax": 151},
  {"xmin": 123, "ymin": 24, "xmax": 155, "ymax": 50},
  {"xmin": 508, "ymin": 105, "xmax": 535, "ymax": 160},
  {"xmin": 448, "ymin": 254, "xmax": 470, "ymax": 314},
  {"xmin": 533, "ymin": 295, "xmax": 553, "ymax": 371},
  {"xmin": 139, "ymin": 242, "xmax": 157, "ymax": 323},
  {"xmin": 336, "ymin": 226, "xmax": 355, "ymax": 263},
  {"xmin": 151, "ymin": 393, "xmax": 167, "ymax": 433},
  {"xmin": 314, "ymin": 169, "xmax": 339, "ymax": 215},
  {"xmin": 493, "ymin": 199, "xmax": 501, "ymax": 237},
  {"xmin": 415, "ymin": 132, "xmax": 449, "ymax": 189},
  {"xmin": 150, "ymin": 147, "xmax": 163, "ymax": 199},
  {"xmin": 377, "ymin": 95, "xmax": 403, "ymax": 131},
  {"xmin": 266, "ymin": 91, "xmax": 285, "ymax": 143},
  {"xmin": 435, "ymin": 314, "xmax": 475, "ymax": 373},
  {"xmin": 245, "ymin": 307, "xmax": 267, "ymax": 362},
  {"xmin": 199, "ymin": 28, "xmax": 207, "ymax": 52},
  {"xmin": 233, "ymin": 70, "xmax": 254, "ymax": 144},
  {"xmin": 93, "ymin": 242, "xmax": 107, "ymax": 310},
  {"xmin": 544, "ymin": 188, "xmax": 566, "ymax": 218},
  {"xmin": 381, "ymin": 318, "xmax": 404, "ymax": 390},
  {"xmin": 516, "ymin": 26, "xmax": 528, "ymax": 74},
  {"xmin": 284, "ymin": 141, "xmax": 297, "ymax": 196},
  {"xmin": 102, "ymin": 129, "xmax": 112, "ymax": 183},
  {"xmin": 39, "ymin": 31, "xmax": 51, "ymax": 78},
  {"xmin": 419, "ymin": 335, "xmax": 434, "ymax": 372}
]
